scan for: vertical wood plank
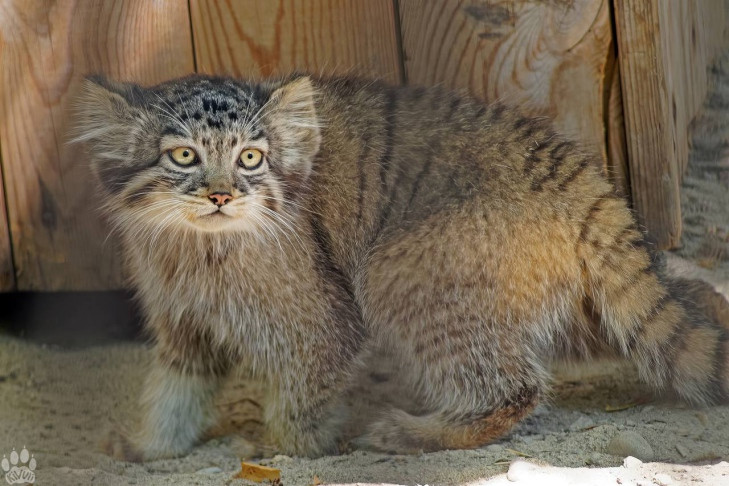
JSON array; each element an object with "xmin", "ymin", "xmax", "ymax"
[
  {"xmin": 613, "ymin": 1, "xmax": 679, "ymax": 248},
  {"xmin": 190, "ymin": 0, "xmax": 403, "ymax": 84},
  {"xmin": 614, "ymin": 0, "xmax": 728, "ymax": 249},
  {"xmin": 0, "ymin": 146, "xmax": 15, "ymax": 291},
  {"xmin": 0, "ymin": 0, "xmax": 195, "ymax": 290},
  {"xmin": 399, "ymin": 0, "xmax": 613, "ymax": 169}
]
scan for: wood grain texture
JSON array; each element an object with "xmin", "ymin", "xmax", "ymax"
[
  {"xmin": 614, "ymin": 0, "xmax": 728, "ymax": 249},
  {"xmin": 190, "ymin": 0, "xmax": 403, "ymax": 83},
  {"xmin": 0, "ymin": 143, "xmax": 15, "ymax": 291},
  {"xmin": 399, "ymin": 0, "xmax": 612, "ymax": 167},
  {"xmin": 0, "ymin": 0, "xmax": 195, "ymax": 290},
  {"xmin": 613, "ymin": 1, "xmax": 679, "ymax": 249}
]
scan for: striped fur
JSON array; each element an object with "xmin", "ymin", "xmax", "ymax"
[{"xmin": 75, "ymin": 74, "xmax": 729, "ymax": 459}]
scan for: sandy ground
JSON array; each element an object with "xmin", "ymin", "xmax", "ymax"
[
  {"xmin": 2, "ymin": 41, "xmax": 728, "ymax": 486},
  {"xmin": 2, "ymin": 337, "xmax": 729, "ymax": 486}
]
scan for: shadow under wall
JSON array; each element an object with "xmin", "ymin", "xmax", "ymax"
[{"xmin": 0, "ymin": 291, "xmax": 143, "ymax": 347}]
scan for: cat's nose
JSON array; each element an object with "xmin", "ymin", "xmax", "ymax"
[{"xmin": 208, "ymin": 192, "xmax": 233, "ymax": 207}]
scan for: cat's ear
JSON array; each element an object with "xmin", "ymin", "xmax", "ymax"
[
  {"xmin": 73, "ymin": 76, "xmax": 152, "ymax": 192},
  {"xmin": 72, "ymin": 75, "xmax": 144, "ymax": 148},
  {"xmin": 268, "ymin": 76, "xmax": 318, "ymax": 121},
  {"xmin": 264, "ymin": 76, "xmax": 321, "ymax": 176}
]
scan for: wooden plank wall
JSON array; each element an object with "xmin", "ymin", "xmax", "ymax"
[
  {"xmin": 614, "ymin": 0, "xmax": 729, "ymax": 249},
  {"xmin": 0, "ymin": 0, "xmax": 725, "ymax": 289},
  {"xmin": 190, "ymin": 0, "xmax": 403, "ymax": 83},
  {"xmin": 399, "ymin": 0, "xmax": 615, "ymax": 173}
]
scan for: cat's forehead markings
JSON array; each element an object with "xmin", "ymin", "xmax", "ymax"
[
  {"xmin": 206, "ymin": 118, "xmax": 224, "ymax": 129},
  {"xmin": 161, "ymin": 127, "xmax": 187, "ymax": 138},
  {"xmin": 201, "ymin": 97, "xmax": 231, "ymax": 114},
  {"xmin": 150, "ymin": 80, "xmax": 269, "ymax": 144}
]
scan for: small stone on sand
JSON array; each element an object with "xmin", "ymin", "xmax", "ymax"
[
  {"xmin": 675, "ymin": 443, "xmax": 689, "ymax": 458},
  {"xmin": 607, "ymin": 431, "xmax": 654, "ymax": 461},
  {"xmin": 568, "ymin": 415, "xmax": 596, "ymax": 432},
  {"xmin": 271, "ymin": 455, "xmax": 293, "ymax": 464}
]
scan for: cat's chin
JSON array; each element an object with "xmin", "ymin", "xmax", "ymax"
[{"xmin": 186, "ymin": 212, "xmax": 248, "ymax": 233}]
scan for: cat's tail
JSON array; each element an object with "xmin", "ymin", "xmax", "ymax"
[{"xmin": 578, "ymin": 196, "xmax": 729, "ymax": 405}]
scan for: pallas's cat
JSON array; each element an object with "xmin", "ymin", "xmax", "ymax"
[{"xmin": 75, "ymin": 74, "xmax": 729, "ymax": 459}]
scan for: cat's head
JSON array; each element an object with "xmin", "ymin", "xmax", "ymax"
[{"xmin": 74, "ymin": 74, "xmax": 320, "ymax": 233}]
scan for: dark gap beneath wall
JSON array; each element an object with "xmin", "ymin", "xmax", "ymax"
[{"xmin": 0, "ymin": 291, "xmax": 143, "ymax": 348}]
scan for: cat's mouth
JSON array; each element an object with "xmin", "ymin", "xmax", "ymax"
[
  {"xmin": 203, "ymin": 210, "xmax": 229, "ymax": 218},
  {"xmin": 185, "ymin": 204, "xmax": 259, "ymax": 232},
  {"xmin": 201, "ymin": 207, "xmax": 234, "ymax": 219},
  {"xmin": 189, "ymin": 208, "xmax": 235, "ymax": 227},
  {"xmin": 185, "ymin": 207, "xmax": 241, "ymax": 232}
]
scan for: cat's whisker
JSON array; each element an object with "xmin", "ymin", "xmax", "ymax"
[
  {"xmin": 151, "ymin": 92, "xmax": 192, "ymax": 136},
  {"xmin": 113, "ymin": 201, "xmax": 185, "ymax": 243},
  {"xmin": 152, "ymin": 109, "xmax": 193, "ymax": 138},
  {"xmin": 256, "ymin": 194, "xmax": 324, "ymax": 218},
  {"xmin": 241, "ymin": 95, "xmax": 276, "ymax": 133},
  {"xmin": 249, "ymin": 201, "xmax": 306, "ymax": 233},
  {"xmin": 247, "ymin": 212, "xmax": 284, "ymax": 254},
  {"xmin": 116, "ymin": 200, "xmax": 184, "ymax": 221},
  {"xmin": 177, "ymin": 93, "xmax": 193, "ymax": 121},
  {"xmin": 145, "ymin": 209, "xmax": 184, "ymax": 261},
  {"xmin": 104, "ymin": 200, "xmax": 175, "ymax": 242},
  {"xmin": 248, "ymin": 202, "xmax": 307, "ymax": 256},
  {"xmin": 118, "ymin": 192, "xmax": 183, "ymax": 203}
]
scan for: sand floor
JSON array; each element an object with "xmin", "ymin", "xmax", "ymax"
[{"xmin": 2, "ymin": 336, "xmax": 729, "ymax": 486}]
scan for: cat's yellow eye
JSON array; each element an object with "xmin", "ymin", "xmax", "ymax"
[
  {"xmin": 169, "ymin": 147, "xmax": 197, "ymax": 166},
  {"xmin": 239, "ymin": 148, "xmax": 264, "ymax": 170}
]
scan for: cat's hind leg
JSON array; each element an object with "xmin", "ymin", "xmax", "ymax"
[
  {"xmin": 357, "ymin": 346, "xmax": 543, "ymax": 453},
  {"xmin": 357, "ymin": 212, "xmax": 563, "ymax": 453},
  {"xmin": 355, "ymin": 296, "xmax": 546, "ymax": 453}
]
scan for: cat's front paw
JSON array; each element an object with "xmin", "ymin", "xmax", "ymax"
[
  {"xmin": 101, "ymin": 428, "xmax": 144, "ymax": 462},
  {"xmin": 229, "ymin": 436, "xmax": 280, "ymax": 459},
  {"xmin": 101, "ymin": 426, "xmax": 194, "ymax": 462},
  {"xmin": 266, "ymin": 424, "xmax": 340, "ymax": 458}
]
